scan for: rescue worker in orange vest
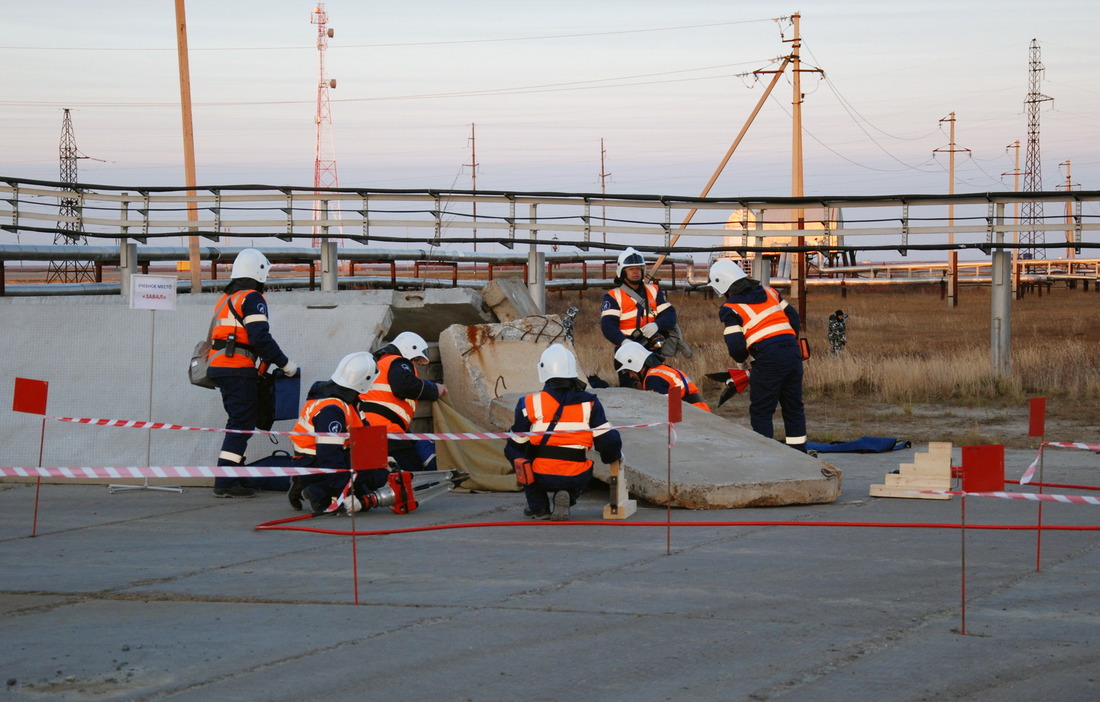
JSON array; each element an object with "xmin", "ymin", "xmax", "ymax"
[
  {"xmin": 601, "ymin": 247, "xmax": 677, "ymax": 388},
  {"xmin": 613, "ymin": 340, "xmax": 711, "ymax": 412},
  {"xmin": 708, "ymin": 259, "xmax": 807, "ymax": 452},
  {"xmin": 504, "ymin": 344, "xmax": 623, "ymax": 521},
  {"xmin": 207, "ymin": 248, "xmax": 300, "ymax": 498},
  {"xmin": 360, "ymin": 332, "xmax": 447, "ymax": 472},
  {"xmin": 288, "ymin": 352, "xmax": 390, "ymax": 514}
]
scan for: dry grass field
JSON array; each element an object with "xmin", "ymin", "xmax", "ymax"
[{"xmin": 547, "ymin": 283, "xmax": 1100, "ymax": 449}]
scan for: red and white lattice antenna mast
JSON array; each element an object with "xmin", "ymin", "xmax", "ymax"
[{"xmin": 311, "ymin": 3, "xmax": 341, "ymax": 248}]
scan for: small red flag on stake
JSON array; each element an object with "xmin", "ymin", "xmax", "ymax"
[
  {"xmin": 350, "ymin": 425, "xmax": 389, "ymax": 470},
  {"xmin": 667, "ymin": 384, "xmax": 683, "ymax": 424},
  {"xmin": 13, "ymin": 378, "xmax": 48, "ymax": 415},
  {"xmin": 1028, "ymin": 397, "xmax": 1046, "ymax": 438}
]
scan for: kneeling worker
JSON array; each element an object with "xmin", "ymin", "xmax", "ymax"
[
  {"xmin": 504, "ymin": 344, "xmax": 623, "ymax": 521},
  {"xmin": 613, "ymin": 340, "xmax": 711, "ymax": 412},
  {"xmin": 289, "ymin": 352, "xmax": 390, "ymax": 514},
  {"xmin": 360, "ymin": 331, "xmax": 447, "ymax": 472}
]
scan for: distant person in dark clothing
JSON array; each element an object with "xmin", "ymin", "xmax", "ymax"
[{"xmin": 828, "ymin": 309, "xmax": 848, "ymax": 354}]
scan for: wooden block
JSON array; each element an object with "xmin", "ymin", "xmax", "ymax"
[
  {"xmin": 870, "ymin": 442, "xmax": 954, "ymax": 499},
  {"xmin": 883, "ymin": 474, "xmax": 952, "ymax": 489},
  {"xmin": 870, "ymin": 484, "xmax": 952, "ymax": 500},
  {"xmin": 603, "ymin": 461, "xmax": 637, "ymax": 520}
]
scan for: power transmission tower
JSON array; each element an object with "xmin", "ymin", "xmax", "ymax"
[
  {"xmin": 311, "ymin": 3, "xmax": 341, "ymax": 248},
  {"xmin": 47, "ymin": 108, "xmax": 94, "ymax": 284},
  {"xmin": 1021, "ymin": 38, "xmax": 1052, "ymax": 261}
]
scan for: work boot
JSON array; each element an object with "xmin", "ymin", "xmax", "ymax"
[
  {"xmin": 287, "ymin": 477, "xmax": 304, "ymax": 511},
  {"xmin": 301, "ymin": 483, "xmax": 330, "ymax": 514},
  {"xmin": 213, "ymin": 483, "xmax": 255, "ymax": 498},
  {"xmin": 523, "ymin": 507, "xmax": 552, "ymax": 520},
  {"xmin": 551, "ymin": 491, "xmax": 571, "ymax": 521}
]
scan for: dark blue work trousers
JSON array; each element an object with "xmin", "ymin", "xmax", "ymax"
[
  {"xmin": 525, "ymin": 466, "xmax": 594, "ymax": 513},
  {"xmin": 747, "ymin": 338, "xmax": 806, "ymax": 442},
  {"xmin": 212, "ymin": 375, "xmax": 259, "ymax": 488}
]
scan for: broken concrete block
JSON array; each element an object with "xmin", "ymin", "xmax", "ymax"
[
  {"xmin": 438, "ymin": 316, "xmax": 574, "ymax": 430},
  {"xmin": 481, "ymin": 277, "xmax": 540, "ymax": 321}
]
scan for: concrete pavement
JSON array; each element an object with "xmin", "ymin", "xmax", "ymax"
[{"xmin": 1, "ymin": 446, "xmax": 1098, "ymax": 701}]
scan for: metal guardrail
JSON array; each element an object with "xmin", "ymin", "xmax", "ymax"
[{"xmin": 4, "ymin": 177, "xmax": 1100, "ymax": 253}]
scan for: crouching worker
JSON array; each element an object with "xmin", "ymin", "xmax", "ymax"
[
  {"xmin": 360, "ymin": 331, "xmax": 447, "ymax": 472},
  {"xmin": 613, "ymin": 340, "xmax": 711, "ymax": 412},
  {"xmin": 288, "ymin": 352, "xmax": 390, "ymax": 514},
  {"xmin": 504, "ymin": 344, "xmax": 622, "ymax": 521}
]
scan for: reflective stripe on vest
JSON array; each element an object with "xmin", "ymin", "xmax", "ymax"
[
  {"xmin": 519, "ymin": 392, "xmax": 595, "ymax": 477},
  {"xmin": 722, "ymin": 287, "xmax": 794, "ymax": 348},
  {"xmin": 360, "ymin": 354, "xmax": 417, "ymax": 433},
  {"xmin": 290, "ymin": 397, "xmax": 363, "ymax": 456},
  {"xmin": 602, "ymin": 284, "xmax": 667, "ymax": 334},
  {"xmin": 208, "ymin": 290, "xmax": 263, "ymax": 370},
  {"xmin": 646, "ymin": 366, "xmax": 711, "ymax": 412}
]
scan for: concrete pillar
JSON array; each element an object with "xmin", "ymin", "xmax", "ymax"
[
  {"xmin": 990, "ymin": 203, "xmax": 1011, "ymax": 376},
  {"xmin": 120, "ymin": 242, "xmax": 138, "ymax": 298},
  {"xmin": 528, "ymin": 250, "xmax": 546, "ymax": 313},
  {"xmin": 320, "ymin": 240, "xmax": 338, "ymax": 292}
]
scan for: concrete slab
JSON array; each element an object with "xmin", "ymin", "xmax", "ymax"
[
  {"xmin": 489, "ymin": 387, "xmax": 841, "ymax": 509},
  {"xmin": 0, "ymin": 291, "xmax": 393, "ymax": 474}
]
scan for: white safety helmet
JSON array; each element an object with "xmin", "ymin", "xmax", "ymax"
[
  {"xmin": 707, "ymin": 258, "xmax": 748, "ymax": 296},
  {"xmin": 614, "ymin": 340, "xmax": 652, "ymax": 374},
  {"xmin": 616, "ymin": 247, "xmax": 646, "ymax": 277},
  {"xmin": 330, "ymin": 351, "xmax": 379, "ymax": 395},
  {"xmin": 537, "ymin": 343, "xmax": 578, "ymax": 383},
  {"xmin": 230, "ymin": 248, "xmax": 271, "ymax": 283},
  {"xmin": 391, "ymin": 331, "xmax": 429, "ymax": 362}
]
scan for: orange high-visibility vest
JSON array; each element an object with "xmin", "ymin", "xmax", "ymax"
[
  {"xmin": 291, "ymin": 397, "xmax": 363, "ymax": 456},
  {"xmin": 645, "ymin": 365, "xmax": 711, "ymax": 412},
  {"xmin": 521, "ymin": 392, "xmax": 596, "ymax": 477},
  {"xmin": 360, "ymin": 354, "xmax": 417, "ymax": 433},
  {"xmin": 207, "ymin": 290, "xmax": 261, "ymax": 371},
  {"xmin": 721, "ymin": 287, "xmax": 795, "ymax": 349},
  {"xmin": 604, "ymin": 284, "xmax": 669, "ymax": 334}
]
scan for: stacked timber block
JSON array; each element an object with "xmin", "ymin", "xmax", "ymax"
[{"xmin": 869, "ymin": 442, "xmax": 954, "ymax": 500}]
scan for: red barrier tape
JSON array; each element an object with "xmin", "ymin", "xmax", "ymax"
[{"xmin": 254, "ymin": 518, "xmax": 1100, "ymax": 537}]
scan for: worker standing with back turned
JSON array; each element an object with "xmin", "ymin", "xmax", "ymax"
[
  {"xmin": 206, "ymin": 248, "xmax": 300, "ymax": 497},
  {"xmin": 707, "ymin": 259, "xmax": 807, "ymax": 453}
]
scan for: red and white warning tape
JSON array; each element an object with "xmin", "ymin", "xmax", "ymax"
[
  {"xmin": 1020, "ymin": 441, "xmax": 1100, "ymax": 484},
  {"xmin": 924, "ymin": 489, "xmax": 1100, "ymax": 505},
  {"xmin": 43, "ymin": 415, "xmax": 669, "ymax": 442},
  {"xmin": 0, "ymin": 465, "xmax": 330, "ymax": 479}
]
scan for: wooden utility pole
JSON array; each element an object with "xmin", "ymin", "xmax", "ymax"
[
  {"xmin": 599, "ymin": 138, "xmax": 611, "ymax": 245},
  {"xmin": 174, "ymin": 0, "xmax": 202, "ymax": 293},
  {"xmin": 934, "ymin": 112, "xmax": 969, "ymax": 308},
  {"xmin": 465, "ymin": 123, "xmax": 479, "ymax": 252},
  {"xmin": 1059, "ymin": 160, "xmax": 1077, "ymax": 259},
  {"xmin": 787, "ymin": 12, "xmax": 816, "ymax": 325}
]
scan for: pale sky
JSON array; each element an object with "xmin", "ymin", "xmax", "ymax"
[{"xmin": 3, "ymin": 1, "xmax": 1099, "ymax": 203}]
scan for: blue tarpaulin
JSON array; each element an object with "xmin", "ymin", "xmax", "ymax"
[{"xmin": 806, "ymin": 436, "xmax": 911, "ymax": 454}]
